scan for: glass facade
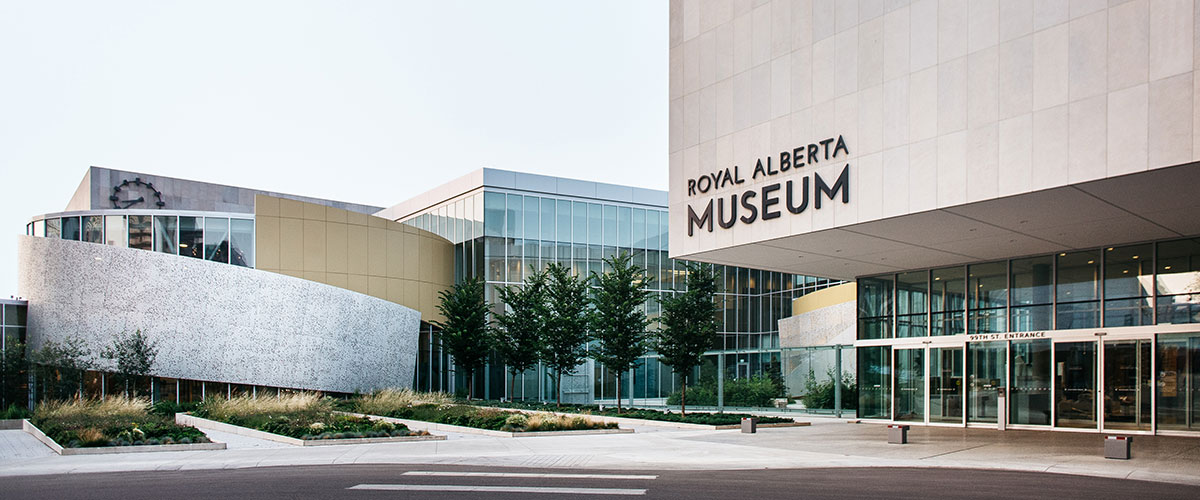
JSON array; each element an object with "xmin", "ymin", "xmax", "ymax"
[
  {"xmin": 405, "ymin": 188, "xmax": 839, "ymax": 403},
  {"xmin": 857, "ymin": 236, "xmax": 1200, "ymax": 434},
  {"xmin": 29, "ymin": 212, "xmax": 253, "ymax": 267}
]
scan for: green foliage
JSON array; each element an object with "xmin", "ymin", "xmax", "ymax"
[
  {"xmin": 494, "ymin": 270, "xmax": 547, "ymax": 397},
  {"xmin": 589, "ymin": 252, "xmax": 654, "ymax": 412},
  {"xmin": 0, "ymin": 403, "xmax": 30, "ymax": 419},
  {"xmin": 457, "ymin": 400, "xmax": 791, "ymax": 425},
  {"xmin": 665, "ymin": 375, "xmax": 784, "ymax": 408},
  {"xmin": 383, "ymin": 404, "xmax": 616, "ymax": 432},
  {"xmin": 100, "ymin": 330, "xmax": 158, "ymax": 397},
  {"xmin": 31, "ymin": 396, "xmax": 208, "ymax": 448},
  {"xmin": 432, "ymin": 277, "xmax": 492, "ymax": 400},
  {"xmin": 540, "ymin": 264, "xmax": 590, "ymax": 406},
  {"xmin": 1, "ymin": 341, "xmax": 28, "ymax": 409},
  {"xmin": 32, "ymin": 336, "xmax": 92, "ymax": 401},
  {"xmin": 193, "ymin": 393, "xmax": 419, "ymax": 440},
  {"xmin": 799, "ymin": 369, "xmax": 857, "ymax": 410},
  {"xmin": 655, "ymin": 262, "xmax": 719, "ymax": 414},
  {"xmin": 148, "ymin": 399, "xmax": 200, "ymax": 417}
]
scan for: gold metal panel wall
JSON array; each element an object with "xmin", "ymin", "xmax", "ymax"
[{"xmin": 254, "ymin": 194, "xmax": 454, "ymax": 321}]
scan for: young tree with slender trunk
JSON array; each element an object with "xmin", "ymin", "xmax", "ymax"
[
  {"xmin": 101, "ymin": 329, "xmax": 158, "ymax": 397},
  {"xmin": 540, "ymin": 263, "xmax": 590, "ymax": 408},
  {"xmin": 589, "ymin": 252, "xmax": 653, "ymax": 413},
  {"xmin": 33, "ymin": 336, "xmax": 92, "ymax": 401},
  {"xmin": 494, "ymin": 270, "xmax": 548, "ymax": 402},
  {"xmin": 655, "ymin": 262, "xmax": 719, "ymax": 416},
  {"xmin": 432, "ymin": 277, "xmax": 491, "ymax": 401}
]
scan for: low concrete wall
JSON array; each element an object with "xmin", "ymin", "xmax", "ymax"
[
  {"xmin": 341, "ymin": 411, "xmax": 635, "ymax": 438},
  {"xmin": 177, "ymin": 413, "xmax": 445, "ymax": 446},
  {"xmin": 473, "ymin": 407, "xmax": 810, "ymax": 431},
  {"xmin": 22, "ymin": 419, "xmax": 226, "ymax": 455},
  {"xmin": 0, "ymin": 419, "xmax": 24, "ymax": 430}
]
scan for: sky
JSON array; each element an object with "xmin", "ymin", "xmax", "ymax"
[{"xmin": 0, "ymin": 0, "xmax": 668, "ymax": 296}]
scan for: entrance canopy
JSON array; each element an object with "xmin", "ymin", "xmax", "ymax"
[{"xmin": 684, "ymin": 162, "xmax": 1200, "ymax": 280}]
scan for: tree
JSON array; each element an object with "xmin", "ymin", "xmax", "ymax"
[
  {"xmin": 589, "ymin": 252, "xmax": 653, "ymax": 413},
  {"xmin": 101, "ymin": 330, "xmax": 159, "ymax": 397},
  {"xmin": 494, "ymin": 270, "xmax": 548, "ymax": 402},
  {"xmin": 655, "ymin": 262, "xmax": 719, "ymax": 416},
  {"xmin": 540, "ymin": 263, "xmax": 590, "ymax": 408},
  {"xmin": 431, "ymin": 277, "xmax": 491, "ymax": 401},
  {"xmin": 33, "ymin": 336, "xmax": 92, "ymax": 401},
  {"xmin": 1, "ymin": 341, "xmax": 28, "ymax": 409}
]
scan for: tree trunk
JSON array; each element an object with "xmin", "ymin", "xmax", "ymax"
[
  {"xmin": 555, "ymin": 371, "xmax": 562, "ymax": 408},
  {"xmin": 509, "ymin": 371, "xmax": 516, "ymax": 403},
  {"xmin": 615, "ymin": 373, "xmax": 622, "ymax": 414},
  {"xmin": 681, "ymin": 375, "xmax": 687, "ymax": 417},
  {"xmin": 467, "ymin": 370, "xmax": 474, "ymax": 402}
]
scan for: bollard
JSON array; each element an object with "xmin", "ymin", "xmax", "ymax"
[
  {"xmin": 888, "ymin": 424, "xmax": 910, "ymax": 444},
  {"xmin": 1105, "ymin": 436, "xmax": 1132, "ymax": 459},
  {"xmin": 741, "ymin": 417, "xmax": 758, "ymax": 434}
]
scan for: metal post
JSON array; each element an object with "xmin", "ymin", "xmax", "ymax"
[
  {"xmin": 717, "ymin": 355, "xmax": 725, "ymax": 413},
  {"xmin": 834, "ymin": 345, "xmax": 843, "ymax": 418}
]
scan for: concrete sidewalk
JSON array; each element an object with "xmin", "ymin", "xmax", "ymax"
[{"xmin": 1, "ymin": 419, "xmax": 1197, "ymax": 486}]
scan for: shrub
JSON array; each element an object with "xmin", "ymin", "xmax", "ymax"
[
  {"xmin": 798, "ymin": 369, "xmax": 857, "ymax": 410},
  {"xmin": 353, "ymin": 389, "xmax": 454, "ymax": 416},
  {"xmin": 0, "ymin": 403, "xmax": 30, "ymax": 420},
  {"xmin": 665, "ymin": 375, "xmax": 784, "ymax": 408}
]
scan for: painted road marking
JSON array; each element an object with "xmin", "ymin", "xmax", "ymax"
[
  {"xmin": 348, "ymin": 484, "xmax": 647, "ymax": 495},
  {"xmin": 401, "ymin": 471, "xmax": 658, "ymax": 480}
]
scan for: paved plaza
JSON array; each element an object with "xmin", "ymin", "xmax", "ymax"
[{"xmin": 2, "ymin": 416, "xmax": 1197, "ymax": 486}]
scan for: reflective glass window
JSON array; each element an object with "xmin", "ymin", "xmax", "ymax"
[
  {"xmin": 61, "ymin": 217, "xmax": 80, "ymax": 241},
  {"xmin": 1104, "ymin": 244, "xmax": 1153, "ymax": 327},
  {"xmin": 153, "ymin": 216, "xmax": 178, "ymax": 254},
  {"xmin": 540, "ymin": 198, "xmax": 555, "ymax": 241},
  {"xmin": 1056, "ymin": 250, "xmax": 1100, "ymax": 329},
  {"xmin": 81, "ymin": 216, "xmax": 103, "ymax": 243},
  {"xmin": 483, "ymin": 192, "xmax": 505, "ymax": 237},
  {"xmin": 128, "ymin": 215, "xmax": 152, "ymax": 250},
  {"xmin": 632, "ymin": 209, "xmax": 646, "ymax": 249},
  {"xmin": 230, "ymin": 219, "xmax": 254, "ymax": 267},
  {"xmin": 857, "ymin": 276, "xmax": 893, "ymax": 340},
  {"xmin": 178, "ymin": 217, "xmax": 203, "ymax": 259},
  {"xmin": 523, "ymin": 196, "xmax": 539, "ymax": 241},
  {"xmin": 45, "ymin": 218, "xmax": 61, "ymax": 238},
  {"xmin": 1156, "ymin": 333, "xmax": 1200, "ymax": 431},
  {"xmin": 104, "ymin": 215, "xmax": 126, "ymax": 247},
  {"xmin": 205, "ymin": 218, "xmax": 229, "ymax": 263},
  {"xmin": 587, "ymin": 204, "xmax": 602, "ymax": 244},
  {"xmin": 1156, "ymin": 238, "xmax": 1200, "ymax": 324},
  {"xmin": 646, "ymin": 211, "xmax": 660, "ymax": 250},
  {"xmin": 505, "ymin": 194, "xmax": 521, "ymax": 238},
  {"xmin": 33, "ymin": 219, "xmax": 45, "ymax": 237},
  {"xmin": 556, "ymin": 200, "xmax": 571, "ymax": 244},
  {"xmin": 507, "ymin": 238, "xmax": 522, "ymax": 282},
  {"xmin": 895, "ymin": 271, "xmax": 928, "ymax": 338},
  {"xmin": 572, "ymin": 201, "xmax": 587, "ymax": 245},
  {"xmin": 968, "ymin": 262, "xmax": 1006, "ymax": 334},
  {"xmin": 602, "ymin": 205, "xmax": 617, "ymax": 247},
  {"xmin": 617, "ymin": 206, "xmax": 631, "ymax": 248},
  {"xmin": 1011, "ymin": 256, "xmax": 1053, "ymax": 332},
  {"xmin": 930, "ymin": 266, "xmax": 965, "ymax": 336}
]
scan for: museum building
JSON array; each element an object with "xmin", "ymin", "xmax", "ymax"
[
  {"xmin": 668, "ymin": 0, "xmax": 1200, "ymax": 434},
  {"xmin": 18, "ymin": 166, "xmax": 837, "ymax": 405}
]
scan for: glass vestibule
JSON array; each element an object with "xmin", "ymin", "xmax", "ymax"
[{"xmin": 1103, "ymin": 339, "xmax": 1152, "ymax": 431}]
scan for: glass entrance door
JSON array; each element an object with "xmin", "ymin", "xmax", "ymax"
[
  {"xmin": 894, "ymin": 348, "xmax": 925, "ymax": 422},
  {"xmin": 1157, "ymin": 333, "xmax": 1200, "ymax": 431},
  {"xmin": 1055, "ymin": 341, "xmax": 1098, "ymax": 428},
  {"xmin": 1103, "ymin": 339, "xmax": 1152, "ymax": 431},
  {"xmin": 967, "ymin": 341, "xmax": 1006, "ymax": 423},
  {"xmin": 930, "ymin": 347, "xmax": 963, "ymax": 423}
]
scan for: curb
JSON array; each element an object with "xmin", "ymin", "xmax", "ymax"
[{"xmin": 177, "ymin": 413, "xmax": 446, "ymax": 446}]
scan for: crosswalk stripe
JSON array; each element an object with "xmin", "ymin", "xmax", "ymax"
[
  {"xmin": 401, "ymin": 471, "xmax": 657, "ymax": 480},
  {"xmin": 348, "ymin": 484, "xmax": 647, "ymax": 495}
]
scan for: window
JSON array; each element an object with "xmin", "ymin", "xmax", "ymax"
[
  {"xmin": 483, "ymin": 192, "xmax": 505, "ymax": 237},
  {"xmin": 857, "ymin": 276, "xmax": 893, "ymax": 340},
  {"xmin": 230, "ymin": 219, "xmax": 254, "ymax": 267},
  {"xmin": 632, "ymin": 209, "xmax": 646, "ymax": 249},
  {"xmin": 895, "ymin": 271, "xmax": 928, "ymax": 338},
  {"xmin": 556, "ymin": 200, "xmax": 571, "ymax": 244},
  {"xmin": 153, "ymin": 216, "xmax": 178, "ymax": 254},
  {"xmin": 523, "ymin": 196, "xmax": 539, "ymax": 241},
  {"xmin": 1056, "ymin": 250, "xmax": 1100, "ymax": 329},
  {"xmin": 572, "ymin": 201, "xmax": 587, "ymax": 245},
  {"xmin": 204, "ymin": 218, "xmax": 230, "ymax": 263},
  {"xmin": 61, "ymin": 217, "xmax": 80, "ymax": 241},
  {"xmin": 930, "ymin": 266, "xmax": 965, "ymax": 336},
  {"xmin": 602, "ymin": 205, "xmax": 617, "ymax": 247},
  {"xmin": 45, "ymin": 218, "xmax": 61, "ymax": 238},
  {"xmin": 1011, "ymin": 255, "xmax": 1053, "ymax": 331},
  {"xmin": 128, "ymin": 215, "xmax": 152, "ymax": 250},
  {"xmin": 82, "ymin": 216, "xmax": 104, "ymax": 243},
  {"xmin": 540, "ymin": 198, "xmax": 555, "ymax": 241},
  {"xmin": 968, "ymin": 261, "xmax": 1006, "ymax": 334},
  {"xmin": 178, "ymin": 216, "xmax": 203, "ymax": 259},
  {"xmin": 506, "ymin": 194, "xmax": 521, "ymax": 238},
  {"xmin": 104, "ymin": 216, "xmax": 126, "ymax": 247},
  {"xmin": 1104, "ymin": 243, "xmax": 1153, "ymax": 326},
  {"xmin": 587, "ymin": 204, "xmax": 602, "ymax": 245},
  {"xmin": 1156, "ymin": 238, "xmax": 1200, "ymax": 324}
]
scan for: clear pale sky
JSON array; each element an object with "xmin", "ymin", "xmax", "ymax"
[{"xmin": 0, "ymin": 1, "xmax": 668, "ymax": 296}]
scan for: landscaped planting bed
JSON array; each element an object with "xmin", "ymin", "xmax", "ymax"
[
  {"xmin": 351, "ymin": 389, "xmax": 620, "ymax": 434},
  {"xmin": 28, "ymin": 396, "xmax": 222, "ymax": 454},
  {"xmin": 466, "ymin": 400, "xmax": 797, "ymax": 426},
  {"xmin": 191, "ymin": 393, "xmax": 436, "ymax": 442}
]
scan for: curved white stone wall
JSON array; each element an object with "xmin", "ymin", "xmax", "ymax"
[{"xmin": 17, "ymin": 236, "xmax": 420, "ymax": 393}]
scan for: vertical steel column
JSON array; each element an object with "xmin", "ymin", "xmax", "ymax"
[
  {"xmin": 717, "ymin": 355, "xmax": 725, "ymax": 413},
  {"xmin": 834, "ymin": 344, "xmax": 843, "ymax": 418}
]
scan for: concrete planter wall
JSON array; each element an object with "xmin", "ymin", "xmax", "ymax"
[
  {"xmin": 21, "ymin": 419, "xmax": 226, "ymax": 455},
  {"xmin": 0, "ymin": 419, "xmax": 24, "ymax": 430},
  {"xmin": 339, "ymin": 411, "xmax": 635, "ymax": 438},
  {"xmin": 176, "ymin": 413, "xmax": 446, "ymax": 446},
  {"xmin": 473, "ymin": 407, "xmax": 808, "ymax": 431}
]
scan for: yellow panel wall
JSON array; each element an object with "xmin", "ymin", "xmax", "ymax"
[{"xmin": 254, "ymin": 194, "xmax": 454, "ymax": 322}]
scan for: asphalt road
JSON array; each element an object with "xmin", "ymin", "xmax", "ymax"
[{"xmin": 2, "ymin": 464, "xmax": 1197, "ymax": 500}]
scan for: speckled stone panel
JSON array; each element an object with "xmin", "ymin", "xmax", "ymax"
[{"xmin": 17, "ymin": 236, "xmax": 420, "ymax": 393}]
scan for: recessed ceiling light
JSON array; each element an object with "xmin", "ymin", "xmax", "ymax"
[
  {"xmin": 1132, "ymin": 255, "xmax": 1138, "ymax": 259},
  {"xmin": 1165, "ymin": 266, "xmax": 1172, "ymax": 270},
  {"xmin": 1060, "ymin": 253, "xmax": 1067, "ymax": 257},
  {"xmin": 1087, "ymin": 260, "xmax": 1094, "ymax": 264}
]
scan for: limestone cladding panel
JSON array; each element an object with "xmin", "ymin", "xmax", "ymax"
[
  {"xmin": 254, "ymin": 195, "xmax": 453, "ymax": 322},
  {"xmin": 778, "ymin": 300, "xmax": 856, "ymax": 349},
  {"xmin": 17, "ymin": 236, "xmax": 420, "ymax": 394},
  {"xmin": 669, "ymin": 0, "xmax": 1200, "ymax": 257}
]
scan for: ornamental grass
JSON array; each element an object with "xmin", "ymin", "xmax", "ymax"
[
  {"xmin": 193, "ymin": 392, "xmax": 424, "ymax": 440},
  {"xmin": 353, "ymin": 388, "xmax": 455, "ymax": 416},
  {"xmin": 32, "ymin": 395, "xmax": 209, "ymax": 448}
]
